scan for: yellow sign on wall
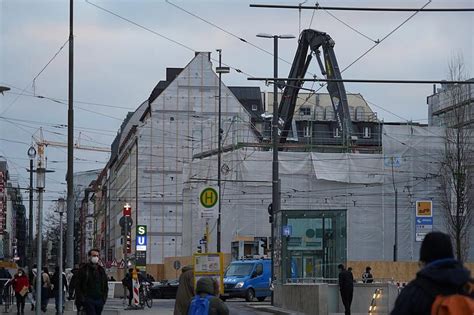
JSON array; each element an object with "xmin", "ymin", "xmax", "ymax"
[{"xmin": 416, "ymin": 200, "xmax": 432, "ymax": 217}]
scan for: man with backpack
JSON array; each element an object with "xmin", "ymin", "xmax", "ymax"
[
  {"xmin": 391, "ymin": 232, "xmax": 474, "ymax": 315},
  {"xmin": 186, "ymin": 277, "xmax": 228, "ymax": 315}
]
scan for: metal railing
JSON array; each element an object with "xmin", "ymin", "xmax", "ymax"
[
  {"xmin": 286, "ymin": 277, "xmax": 395, "ymax": 284},
  {"xmin": 1, "ymin": 279, "xmax": 15, "ymax": 313}
]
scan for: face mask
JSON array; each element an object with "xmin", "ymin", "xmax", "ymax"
[
  {"xmin": 91, "ymin": 256, "xmax": 99, "ymax": 264},
  {"xmin": 18, "ymin": 273, "xmax": 23, "ymax": 276}
]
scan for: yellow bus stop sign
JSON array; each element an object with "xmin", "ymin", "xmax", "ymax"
[{"xmin": 200, "ymin": 187, "xmax": 218, "ymax": 208}]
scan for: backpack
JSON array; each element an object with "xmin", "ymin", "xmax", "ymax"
[
  {"xmin": 430, "ymin": 281, "xmax": 474, "ymax": 315},
  {"xmin": 188, "ymin": 294, "xmax": 213, "ymax": 315}
]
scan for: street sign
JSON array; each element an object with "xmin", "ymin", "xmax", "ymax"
[
  {"xmin": 199, "ymin": 186, "xmax": 219, "ymax": 219},
  {"xmin": 173, "ymin": 260, "xmax": 181, "ymax": 270},
  {"xmin": 282, "ymin": 225, "xmax": 292, "ymax": 237},
  {"xmin": 136, "ymin": 251, "xmax": 147, "ymax": 269},
  {"xmin": 415, "ymin": 200, "xmax": 433, "ymax": 242},
  {"xmin": 111, "ymin": 258, "xmax": 117, "ymax": 267},
  {"xmin": 123, "ymin": 203, "xmax": 132, "ymax": 217},
  {"xmin": 136, "ymin": 225, "xmax": 147, "ymax": 251},
  {"xmin": 199, "ymin": 239, "xmax": 207, "ymax": 245},
  {"xmin": 118, "ymin": 259, "xmax": 125, "ymax": 269}
]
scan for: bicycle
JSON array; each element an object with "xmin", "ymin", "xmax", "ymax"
[{"xmin": 139, "ymin": 282, "xmax": 153, "ymax": 308}]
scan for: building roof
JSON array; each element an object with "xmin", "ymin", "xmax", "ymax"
[{"xmin": 229, "ymin": 86, "xmax": 264, "ymax": 120}]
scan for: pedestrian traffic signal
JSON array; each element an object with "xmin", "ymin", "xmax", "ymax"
[
  {"xmin": 268, "ymin": 203, "xmax": 273, "ymax": 223},
  {"xmin": 197, "ymin": 246, "xmax": 202, "ymax": 253},
  {"xmin": 126, "ymin": 234, "xmax": 132, "ymax": 253}
]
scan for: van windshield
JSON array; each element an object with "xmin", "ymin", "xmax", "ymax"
[{"xmin": 225, "ymin": 263, "xmax": 254, "ymax": 277}]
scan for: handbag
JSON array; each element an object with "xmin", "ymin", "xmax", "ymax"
[{"xmin": 19, "ymin": 286, "xmax": 29, "ymax": 297}]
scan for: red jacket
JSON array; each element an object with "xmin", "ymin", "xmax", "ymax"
[{"xmin": 12, "ymin": 274, "xmax": 29, "ymax": 294}]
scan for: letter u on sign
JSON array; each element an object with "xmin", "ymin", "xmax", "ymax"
[{"xmin": 137, "ymin": 236, "xmax": 147, "ymax": 246}]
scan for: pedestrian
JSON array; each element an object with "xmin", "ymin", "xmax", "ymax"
[
  {"xmin": 12, "ymin": 269, "xmax": 29, "ymax": 315},
  {"xmin": 362, "ymin": 266, "xmax": 374, "ymax": 283},
  {"xmin": 186, "ymin": 277, "xmax": 229, "ymax": 315},
  {"xmin": 51, "ymin": 266, "xmax": 68, "ymax": 314},
  {"xmin": 173, "ymin": 265, "xmax": 194, "ymax": 315},
  {"xmin": 75, "ymin": 249, "xmax": 109, "ymax": 315},
  {"xmin": 121, "ymin": 268, "xmax": 133, "ymax": 306},
  {"xmin": 39, "ymin": 267, "xmax": 51, "ymax": 312},
  {"xmin": 391, "ymin": 232, "xmax": 474, "ymax": 315},
  {"xmin": 28, "ymin": 265, "xmax": 37, "ymax": 311},
  {"xmin": 338, "ymin": 264, "xmax": 354, "ymax": 315},
  {"xmin": 0, "ymin": 267, "xmax": 11, "ymax": 305}
]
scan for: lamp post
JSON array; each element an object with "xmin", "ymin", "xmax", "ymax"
[
  {"xmin": 57, "ymin": 198, "xmax": 66, "ymax": 314},
  {"xmin": 256, "ymin": 32, "xmax": 295, "ymax": 306},
  {"xmin": 27, "ymin": 146, "xmax": 36, "ymax": 271},
  {"xmin": 35, "ymin": 166, "xmax": 53, "ymax": 315},
  {"xmin": 215, "ymin": 49, "xmax": 230, "ymax": 253},
  {"xmin": 35, "ymin": 167, "xmax": 45, "ymax": 315}
]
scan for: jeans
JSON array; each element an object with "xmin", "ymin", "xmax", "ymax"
[
  {"xmin": 54, "ymin": 291, "xmax": 65, "ymax": 313},
  {"xmin": 82, "ymin": 297, "xmax": 105, "ymax": 315}
]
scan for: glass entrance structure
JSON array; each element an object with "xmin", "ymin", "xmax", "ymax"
[{"xmin": 280, "ymin": 210, "xmax": 347, "ymax": 282}]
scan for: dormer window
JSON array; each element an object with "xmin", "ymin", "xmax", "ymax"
[
  {"xmin": 251, "ymin": 104, "xmax": 258, "ymax": 111},
  {"xmin": 300, "ymin": 107, "xmax": 311, "ymax": 116}
]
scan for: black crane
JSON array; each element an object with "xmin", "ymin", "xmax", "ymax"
[{"xmin": 278, "ymin": 29, "xmax": 353, "ymax": 144}]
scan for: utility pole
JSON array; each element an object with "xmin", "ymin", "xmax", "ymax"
[
  {"xmin": 215, "ymin": 50, "xmax": 229, "ymax": 253},
  {"xmin": 66, "ymin": 0, "xmax": 75, "ymax": 269},
  {"xmin": 391, "ymin": 157, "xmax": 398, "ymax": 262},
  {"xmin": 57, "ymin": 198, "xmax": 65, "ymax": 315},
  {"xmin": 256, "ymin": 32, "xmax": 294, "ymax": 306}
]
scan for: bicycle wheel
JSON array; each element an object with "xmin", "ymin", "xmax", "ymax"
[{"xmin": 145, "ymin": 293, "xmax": 153, "ymax": 308}]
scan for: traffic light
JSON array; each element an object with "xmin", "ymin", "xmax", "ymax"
[
  {"xmin": 197, "ymin": 246, "xmax": 202, "ymax": 253},
  {"xmin": 268, "ymin": 203, "xmax": 273, "ymax": 223},
  {"xmin": 126, "ymin": 233, "xmax": 132, "ymax": 253}
]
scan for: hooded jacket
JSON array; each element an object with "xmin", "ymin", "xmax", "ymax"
[
  {"xmin": 174, "ymin": 266, "xmax": 194, "ymax": 315},
  {"xmin": 186, "ymin": 277, "xmax": 229, "ymax": 315},
  {"xmin": 391, "ymin": 258, "xmax": 472, "ymax": 315}
]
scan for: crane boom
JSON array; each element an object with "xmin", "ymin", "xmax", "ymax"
[{"xmin": 278, "ymin": 29, "xmax": 353, "ymax": 143}]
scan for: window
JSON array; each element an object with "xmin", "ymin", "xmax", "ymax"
[
  {"xmin": 299, "ymin": 107, "xmax": 311, "ymax": 116},
  {"xmin": 355, "ymin": 106, "xmax": 365, "ymax": 121},
  {"xmin": 363, "ymin": 127, "xmax": 371, "ymax": 138},
  {"xmin": 255, "ymin": 263, "xmax": 263, "ymax": 276},
  {"xmin": 304, "ymin": 125, "xmax": 312, "ymax": 137},
  {"xmin": 334, "ymin": 128, "xmax": 341, "ymax": 138},
  {"xmin": 251, "ymin": 104, "xmax": 258, "ymax": 111}
]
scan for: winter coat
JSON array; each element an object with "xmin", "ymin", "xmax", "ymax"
[
  {"xmin": 75, "ymin": 263, "xmax": 108, "ymax": 303},
  {"xmin": 338, "ymin": 269, "xmax": 354, "ymax": 297},
  {"xmin": 12, "ymin": 274, "xmax": 29, "ymax": 294},
  {"xmin": 391, "ymin": 258, "xmax": 472, "ymax": 315},
  {"xmin": 186, "ymin": 277, "xmax": 229, "ymax": 315},
  {"xmin": 51, "ymin": 272, "xmax": 68, "ymax": 294},
  {"xmin": 173, "ymin": 266, "xmax": 194, "ymax": 315}
]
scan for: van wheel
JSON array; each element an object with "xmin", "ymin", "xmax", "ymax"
[
  {"xmin": 257, "ymin": 297, "xmax": 266, "ymax": 302},
  {"xmin": 245, "ymin": 288, "xmax": 255, "ymax": 302}
]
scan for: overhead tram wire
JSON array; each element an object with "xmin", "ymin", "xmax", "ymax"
[
  {"xmin": 248, "ymin": 78, "xmax": 474, "ymax": 85},
  {"xmin": 249, "ymin": 3, "xmax": 474, "ymax": 12},
  {"xmin": 0, "ymin": 38, "xmax": 70, "ymax": 116}
]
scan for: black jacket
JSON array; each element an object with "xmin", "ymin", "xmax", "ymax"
[
  {"xmin": 75, "ymin": 263, "xmax": 108, "ymax": 302},
  {"xmin": 391, "ymin": 258, "xmax": 472, "ymax": 315},
  {"xmin": 338, "ymin": 270, "xmax": 354, "ymax": 294}
]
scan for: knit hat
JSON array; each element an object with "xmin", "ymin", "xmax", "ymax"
[{"xmin": 419, "ymin": 232, "xmax": 454, "ymax": 263}]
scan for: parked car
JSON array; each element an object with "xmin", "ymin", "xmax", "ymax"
[
  {"xmin": 222, "ymin": 258, "xmax": 271, "ymax": 302},
  {"xmin": 150, "ymin": 279, "xmax": 179, "ymax": 299}
]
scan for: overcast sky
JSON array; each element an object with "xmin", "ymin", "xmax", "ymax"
[{"xmin": 0, "ymin": 0, "xmax": 473, "ymax": 212}]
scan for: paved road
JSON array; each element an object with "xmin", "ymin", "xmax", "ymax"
[{"xmin": 13, "ymin": 298, "xmax": 272, "ymax": 315}]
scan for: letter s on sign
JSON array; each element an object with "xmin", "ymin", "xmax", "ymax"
[{"xmin": 138, "ymin": 226, "xmax": 145, "ymax": 235}]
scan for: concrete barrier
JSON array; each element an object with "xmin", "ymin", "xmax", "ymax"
[{"xmin": 275, "ymin": 282, "xmax": 398, "ymax": 315}]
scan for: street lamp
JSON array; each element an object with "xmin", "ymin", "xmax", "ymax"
[
  {"xmin": 0, "ymin": 86, "xmax": 10, "ymax": 95},
  {"xmin": 57, "ymin": 198, "xmax": 66, "ymax": 314},
  {"xmin": 34, "ymin": 166, "xmax": 53, "ymax": 315},
  {"xmin": 35, "ymin": 167, "xmax": 45, "ymax": 315},
  {"xmin": 215, "ymin": 49, "xmax": 230, "ymax": 253},
  {"xmin": 27, "ymin": 146, "xmax": 36, "ymax": 271},
  {"xmin": 256, "ymin": 32, "xmax": 295, "ymax": 306}
]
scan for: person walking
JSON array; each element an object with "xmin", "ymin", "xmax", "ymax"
[
  {"xmin": 362, "ymin": 266, "xmax": 374, "ymax": 283},
  {"xmin": 186, "ymin": 277, "xmax": 229, "ymax": 315},
  {"xmin": 391, "ymin": 232, "xmax": 474, "ymax": 315},
  {"xmin": 12, "ymin": 269, "xmax": 29, "ymax": 315},
  {"xmin": 121, "ymin": 268, "xmax": 133, "ymax": 307},
  {"xmin": 338, "ymin": 264, "xmax": 354, "ymax": 315},
  {"xmin": 173, "ymin": 265, "xmax": 194, "ymax": 315},
  {"xmin": 40, "ymin": 267, "xmax": 51, "ymax": 312},
  {"xmin": 0, "ymin": 267, "xmax": 12, "ymax": 305},
  {"xmin": 28, "ymin": 265, "xmax": 37, "ymax": 311},
  {"xmin": 75, "ymin": 249, "xmax": 108, "ymax": 315},
  {"xmin": 51, "ymin": 266, "xmax": 68, "ymax": 314}
]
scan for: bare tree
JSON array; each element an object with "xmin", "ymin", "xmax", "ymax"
[{"xmin": 438, "ymin": 55, "xmax": 473, "ymax": 262}]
